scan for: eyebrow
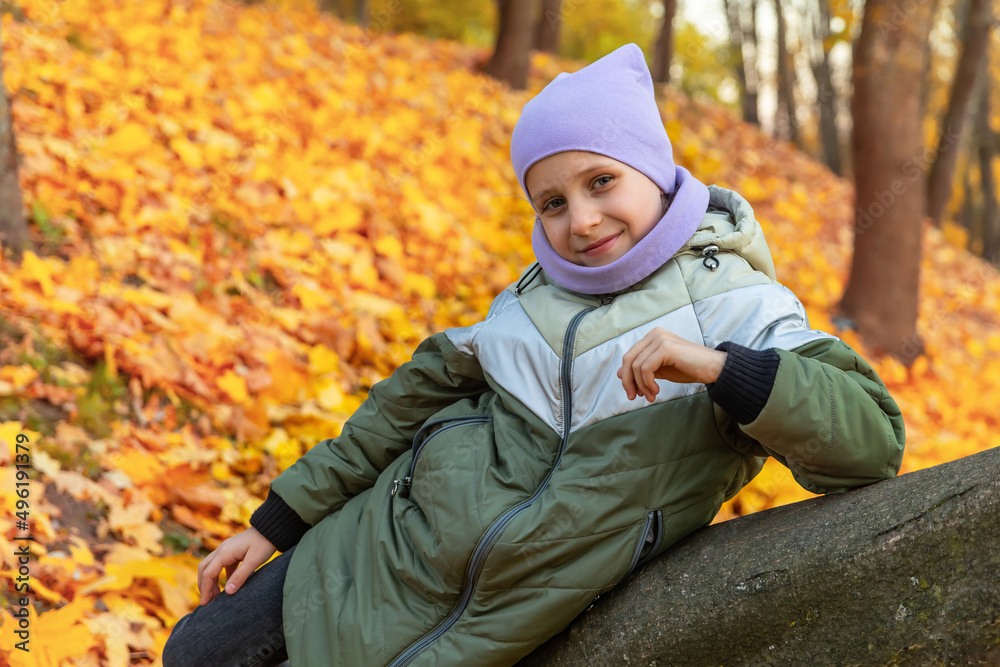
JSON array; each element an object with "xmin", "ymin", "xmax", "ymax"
[{"xmin": 530, "ymin": 162, "xmax": 617, "ymax": 205}]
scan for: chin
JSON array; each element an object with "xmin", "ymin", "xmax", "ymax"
[{"xmin": 580, "ymin": 252, "xmax": 624, "ymax": 268}]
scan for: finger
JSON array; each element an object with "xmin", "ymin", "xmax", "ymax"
[
  {"xmin": 641, "ymin": 357, "xmax": 661, "ymax": 402},
  {"xmin": 630, "ymin": 346, "xmax": 659, "ymax": 402},
  {"xmin": 619, "ymin": 353, "xmax": 638, "ymax": 400},
  {"xmin": 224, "ymin": 559, "xmax": 258, "ymax": 596},
  {"xmin": 625, "ymin": 338, "xmax": 652, "ymax": 398},
  {"xmin": 641, "ymin": 346, "xmax": 667, "ymax": 401},
  {"xmin": 621, "ymin": 338, "xmax": 653, "ymax": 400},
  {"xmin": 201, "ymin": 546, "xmax": 239, "ymax": 604},
  {"xmin": 199, "ymin": 552, "xmax": 224, "ymax": 606},
  {"xmin": 224, "ymin": 562, "xmax": 237, "ymax": 594},
  {"xmin": 197, "ymin": 551, "xmax": 213, "ymax": 604},
  {"xmin": 197, "ymin": 549, "xmax": 212, "ymax": 586}
]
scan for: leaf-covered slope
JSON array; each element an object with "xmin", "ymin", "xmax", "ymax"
[{"xmin": 0, "ymin": 0, "xmax": 997, "ymax": 663}]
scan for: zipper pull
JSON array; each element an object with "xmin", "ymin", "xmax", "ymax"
[
  {"xmin": 390, "ymin": 477, "xmax": 412, "ymax": 496},
  {"xmin": 701, "ymin": 244, "xmax": 720, "ymax": 271}
]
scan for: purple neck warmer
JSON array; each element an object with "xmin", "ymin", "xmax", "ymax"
[
  {"xmin": 510, "ymin": 43, "xmax": 710, "ymax": 295},
  {"xmin": 530, "ymin": 164, "xmax": 708, "ymax": 294}
]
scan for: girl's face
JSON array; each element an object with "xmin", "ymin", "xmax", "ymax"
[{"xmin": 525, "ymin": 151, "xmax": 664, "ymax": 267}]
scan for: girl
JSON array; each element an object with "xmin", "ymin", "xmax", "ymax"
[{"xmin": 164, "ymin": 43, "xmax": 904, "ymax": 667}]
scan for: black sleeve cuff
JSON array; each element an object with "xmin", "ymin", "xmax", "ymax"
[
  {"xmin": 707, "ymin": 341, "xmax": 781, "ymax": 425},
  {"xmin": 249, "ymin": 488, "xmax": 312, "ymax": 552}
]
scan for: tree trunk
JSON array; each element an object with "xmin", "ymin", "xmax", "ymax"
[
  {"xmin": 651, "ymin": 0, "xmax": 677, "ymax": 84},
  {"xmin": 319, "ymin": 0, "xmax": 348, "ymax": 18},
  {"xmin": 926, "ymin": 0, "xmax": 992, "ymax": 227},
  {"xmin": 486, "ymin": 0, "xmax": 540, "ymax": 91},
  {"xmin": 533, "ymin": 0, "xmax": 561, "ymax": 54},
  {"xmin": 521, "ymin": 446, "xmax": 1000, "ymax": 666},
  {"xmin": 724, "ymin": 0, "xmax": 759, "ymax": 126},
  {"xmin": 355, "ymin": 0, "xmax": 369, "ymax": 26},
  {"xmin": 839, "ymin": 0, "xmax": 936, "ymax": 363},
  {"xmin": 960, "ymin": 159, "xmax": 974, "ymax": 239},
  {"xmin": 774, "ymin": 0, "xmax": 800, "ymax": 146},
  {"xmin": 0, "ymin": 25, "xmax": 31, "ymax": 262},
  {"xmin": 813, "ymin": 0, "xmax": 842, "ymax": 176},
  {"xmin": 744, "ymin": 0, "xmax": 760, "ymax": 126},
  {"xmin": 977, "ymin": 74, "xmax": 1000, "ymax": 263}
]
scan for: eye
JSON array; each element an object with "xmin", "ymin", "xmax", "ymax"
[
  {"xmin": 594, "ymin": 175, "xmax": 613, "ymax": 188},
  {"xmin": 542, "ymin": 197, "xmax": 565, "ymax": 212}
]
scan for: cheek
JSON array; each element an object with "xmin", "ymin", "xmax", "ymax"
[
  {"xmin": 539, "ymin": 218, "xmax": 562, "ymax": 240},
  {"xmin": 539, "ymin": 219, "xmax": 578, "ymax": 259},
  {"xmin": 628, "ymin": 211, "xmax": 661, "ymax": 241}
]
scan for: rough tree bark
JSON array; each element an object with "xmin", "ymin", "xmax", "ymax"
[
  {"xmin": 0, "ymin": 24, "xmax": 31, "ymax": 262},
  {"xmin": 723, "ymin": 0, "xmax": 760, "ymax": 126},
  {"xmin": 839, "ymin": 0, "xmax": 936, "ymax": 362},
  {"xmin": 811, "ymin": 0, "xmax": 842, "ymax": 176},
  {"xmin": 774, "ymin": 0, "xmax": 800, "ymax": 146},
  {"xmin": 486, "ymin": 0, "xmax": 540, "ymax": 91},
  {"xmin": 533, "ymin": 0, "xmax": 561, "ymax": 54},
  {"xmin": 960, "ymin": 160, "xmax": 975, "ymax": 237},
  {"xmin": 976, "ymin": 73, "xmax": 1000, "ymax": 263},
  {"xmin": 522, "ymin": 446, "xmax": 1000, "ymax": 666},
  {"xmin": 926, "ymin": 0, "xmax": 993, "ymax": 227},
  {"xmin": 651, "ymin": 0, "xmax": 677, "ymax": 84},
  {"xmin": 745, "ymin": 0, "xmax": 760, "ymax": 125}
]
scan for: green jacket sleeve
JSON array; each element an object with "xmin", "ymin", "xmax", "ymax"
[
  {"xmin": 714, "ymin": 337, "xmax": 905, "ymax": 495},
  {"xmin": 251, "ymin": 331, "xmax": 487, "ymax": 547}
]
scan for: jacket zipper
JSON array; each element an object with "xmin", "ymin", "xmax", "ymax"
[
  {"xmin": 626, "ymin": 509, "xmax": 663, "ymax": 578},
  {"xmin": 387, "ymin": 305, "xmax": 596, "ymax": 667},
  {"xmin": 391, "ymin": 415, "xmax": 494, "ymax": 497}
]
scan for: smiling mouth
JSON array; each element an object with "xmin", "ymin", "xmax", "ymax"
[{"xmin": 581, "ymin": 233, "xmax": 621, "ymax": 255}]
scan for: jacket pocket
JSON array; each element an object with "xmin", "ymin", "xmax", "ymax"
[
  {"xmin": 390, "ymin": 414, "xmax": 493, "ymax": 497},
  {"xmin": 625, "ymin": 509, "xmax": 663, "ymax": 579}
]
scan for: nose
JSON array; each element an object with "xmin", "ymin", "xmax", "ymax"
[{"xmin": 568, "ymin": 198, "xmax": 601, "ymax": 236}]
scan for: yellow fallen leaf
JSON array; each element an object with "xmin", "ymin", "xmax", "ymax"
[
  {"xmin": 80, "ymin": 558, "xmax": 176, "ymax": 595},
  {"xmin": 19, "ymin": 251, "xmax": 55, "ymax": 297},
  {"xmin": 0, "ymin": 367, "xmax": 38, "ymax": 392},
  {"xmin": 106, "ymin": 448, "xmax": 164, "ymax": 486},
  {"xmin": 217, "ymin": 370, "xmax": 249, "ymax": 404},
  {"xmin": 308, "ymin": 345, "xmax": 340, "ymax": 375},
  {"xmin": 317, "ymin": 381, "xmax": 345, "ymax": 411},
  {"xmin": 103, "ymin": 122, "xmax": 154, "ymax": 156},
  {"xmin": 0, "ymin": 571, "xmax": 65, "ymax": 604}
]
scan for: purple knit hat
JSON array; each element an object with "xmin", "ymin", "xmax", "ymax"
[{"xmin": 510, "ymin": 43, "xmax": 710, "ymax": 295}]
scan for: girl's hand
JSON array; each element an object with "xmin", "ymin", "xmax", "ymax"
[
  {"xmin": 197, "ymin": 527, "xmax": 277, "ymax": 606},
  {"xmin": 617, "ymin": 327, "xmax": 728, "ymax": 401}
]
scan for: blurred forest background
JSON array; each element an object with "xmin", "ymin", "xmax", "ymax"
[{"xmin": 0, "ymin": 0, "xmax": 998, "ymax": 664}]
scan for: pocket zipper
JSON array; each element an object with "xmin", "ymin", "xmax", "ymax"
[
  {"xmin": 626, "ymin": 509, "xmax": 663, "ymax": 578},
  {"xmin": 390, "ymin": 415, "xmax": 493, "ymax": 496}
]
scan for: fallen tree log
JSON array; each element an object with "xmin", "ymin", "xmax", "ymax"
[{"xmin": 521, "ymin": 446, "xmax": 1000, "ymax": 666}]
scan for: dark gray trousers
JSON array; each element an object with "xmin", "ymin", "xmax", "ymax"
[{"xmin": 162, "ymin": 545, "xmax": 296, "ymax": 667}]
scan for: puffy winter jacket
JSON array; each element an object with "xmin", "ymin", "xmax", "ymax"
[{"xmin": 250, "ymin": 186, "xmax": 905, "ymax": 666}]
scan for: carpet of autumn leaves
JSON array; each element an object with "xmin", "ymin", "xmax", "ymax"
[{"xmin": 0, "ymin": 0, "xmax": 999, "ymax": 663}]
